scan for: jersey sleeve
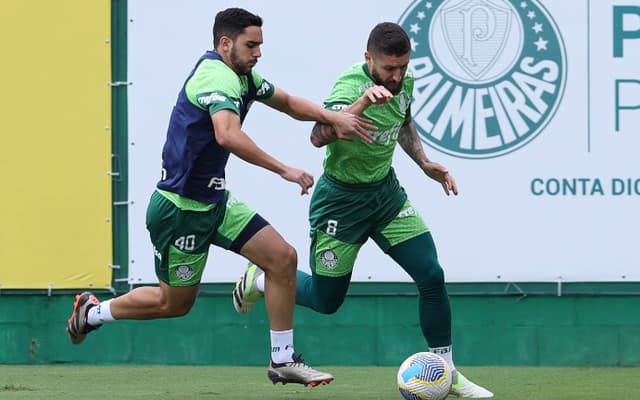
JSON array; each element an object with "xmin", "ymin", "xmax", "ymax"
[
  {"xmin": 405, "ymin": 68, "xmax": 415, "ymax": 121},
  {"xmin": 251, "ymin": 70, "xmax": 275, "ymax": 100},
  {"xmin": 185, "ymin": 59, "xmax": 242, "ymax": 116},
  {"xmin": 406, "ymin": 68, "xmax": 415, "ymax": 104},
  {"xmin": 323, "ymin": 69, "xmax": 361, "ymax": 111}
]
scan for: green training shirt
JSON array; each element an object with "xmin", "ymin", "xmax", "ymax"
[
  {"xmin": 186, "ymin": 59, "xmax": 274, "ymax": 116},
  {"xmin": 322, "ymin": 62, "xmax": 413, "ymax": 183}
]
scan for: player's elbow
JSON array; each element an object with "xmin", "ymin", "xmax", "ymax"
[
  {"xmin": 310, "ymin": 133, "xmax": 323, "ymax": 148},
  {"xmin": 215, "ymin": 131, "xmax": 233, "ymax": 149},
  {"xmin": 310, "ymin": 124, "xmax": 329, "ymax": 147}
]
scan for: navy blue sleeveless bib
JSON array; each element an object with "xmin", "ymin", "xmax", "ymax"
[{"xmin": 157, "ymin": 51, "xmax": 257, "ymax": 204}]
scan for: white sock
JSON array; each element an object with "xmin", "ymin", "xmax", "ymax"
[
  {"xmin": 430, "ymin": 345, "xmax": 455, "ymax": 373},
  {"xmin": 255, "ymin": 269, "xmax": 265, "ymax": 292},
  {"xmin": 270, "ymin": 329, "xmax": 294, "ymax": 364},
  {"xmin": 87, "ymin": 298, "xmax": 116, "ymax": 326}
]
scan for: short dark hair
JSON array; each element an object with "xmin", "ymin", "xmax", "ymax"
[
  {"xmin": 213, "ymin": 8, "xmax": 263, "ymax": 48},
  {"xmin": 366, "ymin": 22, "xmax": 411, "ymax": 56}
]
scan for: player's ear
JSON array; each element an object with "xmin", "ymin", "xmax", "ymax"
[
  {"xmin": 364, "ymin": 51, "xmax": 375, "ymax": 70},
  {"xmin": 220, "ymin": 36, "xmax": 232, "ymax": 52}
]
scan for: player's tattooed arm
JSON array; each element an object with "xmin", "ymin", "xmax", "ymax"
[
  {"xmin": 310, "ymin": 93, "xmax": 379, "ymax": 147},
  {"xmin": 310, "ymin": 122, "xmax": 339, "ymax": 147},
  {"xmin": 398, "ymin": 108, "xmax": 430, "ymax": 168},
  {"xmin": 399, "ymin": 108, "xmax": 458, "ymax": 195},
  {"xmin": 310, "ymin": 102, "xmax": 375, "ymax": 147}
]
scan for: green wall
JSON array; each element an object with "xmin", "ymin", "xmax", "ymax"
[{"xmin": 2, "ymin": 286, "xmax": 639, "ymax": 366}]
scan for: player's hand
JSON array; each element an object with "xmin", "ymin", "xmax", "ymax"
[
  {"xmin": 330, "ymin": 111, "xmax": 376, "ymax": 143},
  {"xmin": 363, "ymin": 85, "xmax": 394, "ymax": 105},
  {"xmin": 280, "ymin": 166, "xmax": 314, "ymax": 195},
  {"xmin": 424, "ymin": 162, "xmax": 458, "ymax": 196}
]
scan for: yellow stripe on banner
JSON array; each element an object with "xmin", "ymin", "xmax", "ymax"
[{"xmin": 0, "ymin": 0, "xmax": 112, "ymax": 289}]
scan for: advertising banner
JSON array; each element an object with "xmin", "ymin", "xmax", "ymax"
[{"xmin": 127, "ymin": 0, "xmax": 639, "ymax": 283}]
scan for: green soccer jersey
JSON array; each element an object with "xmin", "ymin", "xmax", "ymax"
[
  {"xmin": 185, "ymin": 59, "xmax": 274, "ymax": 117},
  {"xmin": 322, "ymin": 62, "xmax": 413, "ymax": 183}
]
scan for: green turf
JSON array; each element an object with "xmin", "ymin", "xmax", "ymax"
[{"xmin": 0, "ymin": 365, "xmax": 638, "ymax": 399}]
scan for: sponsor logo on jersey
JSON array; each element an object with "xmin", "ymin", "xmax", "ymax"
[
  {"xmin": 197, "ymin": 92, "xmax": 227, "ymax": 106},
  {"xmin": 256, "ymin": 81, "xmax": 271, "ymax": 97},
  {"xmin": 207, "ymin": 177, "xmax": 226, "ymax": 190},
  {"xmin": 330, "ymin": 104, "xmax": 348, "ymax": 111}
]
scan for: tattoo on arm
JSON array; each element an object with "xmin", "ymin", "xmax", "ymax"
[
  {"xmin": 310, "ymin": 122, "xmax": 338, "ymax": 147},
  {"xmin": 398, "ymin": 121, "xmax": 429, "ymax": 167}
]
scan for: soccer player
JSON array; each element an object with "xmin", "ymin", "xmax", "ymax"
[
  {"xmin": 66, "ymin": 7, "xmax": 374, "ymax": 387},
  {"xmin": 232, "ymin": 22, "xmax": 494, "ymax": 397}
]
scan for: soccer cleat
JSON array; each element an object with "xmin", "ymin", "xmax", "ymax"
[
  {"xmin": 449, "ymin": 370, "xmax": 494, "ymax": 398},
  {"xmin": 232, "ymin": 263, "xmax": 264, "ymax": 314},
  {"xmin": 66, "ymin": 291, "xmax": 101, "ymax": 345},
  {"xmin": 268, "ymin": 354, "xmax": 334, "ymax": 387}
]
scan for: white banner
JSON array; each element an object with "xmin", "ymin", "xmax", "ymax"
[{"xmin": 127, "ymin": 0, "xmax": 640, "ymax": 283}]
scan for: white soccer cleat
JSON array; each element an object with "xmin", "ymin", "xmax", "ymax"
[
  {"xmin": 232, "ymin": 263, "xmax": 264, "ymax": 314},
  {"xmin": 268, "ymin": 354, "xmax": 334, "ymax": 387},
  {"xmin": 449, "ymin": 370, "xmax": 494, "ymax": 398}
]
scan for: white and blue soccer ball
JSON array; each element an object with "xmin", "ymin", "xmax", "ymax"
[{"xmin": 397, "ymin": 352, "xmax": 452, "ymax": 400}]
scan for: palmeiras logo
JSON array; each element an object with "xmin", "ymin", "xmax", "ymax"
[
  {"xmin": 175, "ymin": 265, "xmax": 195, "ymax": 281},
  {"xmin": 320, "ymin": 249, "xmax": 339, "ymax": 269},
  {"xmin": 399, "ymin": 0, "xmax": 566, "ymax": 159}
]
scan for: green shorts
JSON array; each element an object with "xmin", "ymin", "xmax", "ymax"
[
  {"xmin": 145, "ymin": 189, "xmax": 268, "ymax": 286},
  {"xmin": 309, "ymin": 169, "xmax": 429, "ymax": 277}
]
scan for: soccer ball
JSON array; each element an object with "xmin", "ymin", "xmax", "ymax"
[{"xmin": 397, "ymin": 352, "xmax": 452, "ymax": 400}]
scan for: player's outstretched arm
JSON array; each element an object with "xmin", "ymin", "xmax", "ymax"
[
  {"xmin": 398, "ymin": 117, "xmax": 458, "ymax": 196},
  {"xmin": 212, "ymin": 109, "xmax": 314, "ymax": 195},
  {"xmin": 262, "ymin": 86, "xmax": 375, "ymax": 144},
  {"xmin": 309, "ymin": 85, "xmax": 393, "ymax": 147}
]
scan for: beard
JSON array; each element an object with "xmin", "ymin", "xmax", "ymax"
[
  {"xmin": 230, "ymin": 48, "xmax": 252, "ymax": 75},
  {"xmin": 370, "ymin": 68, "xmax": 403, "ymax": 95}
]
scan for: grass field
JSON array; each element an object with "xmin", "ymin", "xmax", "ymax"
[{"xmin": 0, "ymin": 365, "xmax": 638, "ymax": 399}]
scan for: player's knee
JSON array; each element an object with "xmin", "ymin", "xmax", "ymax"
[
  {"xmin": 415, "ymin": 262, "xmax": 445, "ymax": 290},
  {"xmin": 264, "ymin": 244, "xmax": 297, "ymax": 277},
  {"xmin": 157, "ymin": 299, "xmax": 195, "ymax": 318},
  {"xmin": 282, "ymin": 244, "xmax": 298, "ymax": 271},
  {"xmin": 171, "ymin": 302, "xmax": 194, "ymax": 317}
]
